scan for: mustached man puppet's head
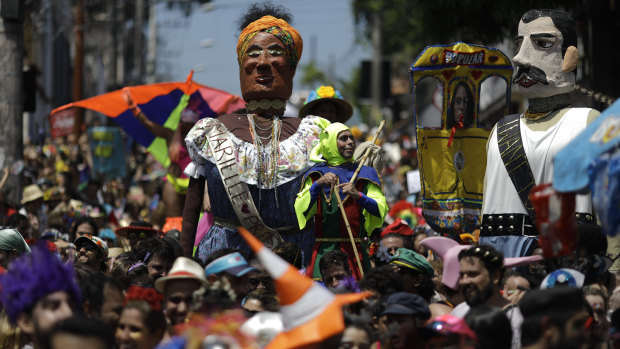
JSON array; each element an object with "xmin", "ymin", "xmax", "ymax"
[{"xmin": 513, "ymin": 10, "xmax": 578, "ymax": 99}]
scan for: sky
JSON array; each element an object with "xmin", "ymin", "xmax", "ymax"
[{"xmin": 157, "ymin": 0, "xmax": 372, "ymax": 98}]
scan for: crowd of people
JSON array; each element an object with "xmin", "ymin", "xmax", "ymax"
[{"xmin": 0, "ymin": 3, "xmax": 617, "ymax": 349}]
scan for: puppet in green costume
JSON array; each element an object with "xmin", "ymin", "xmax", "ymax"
[{"xmin": 295, "ymin": 119, "xmax": 388, "ymax": 280}]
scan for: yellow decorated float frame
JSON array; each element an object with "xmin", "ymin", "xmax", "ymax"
[{"xmin": 409, "ymin": 42, "xmax": 513, "ymax": 233}]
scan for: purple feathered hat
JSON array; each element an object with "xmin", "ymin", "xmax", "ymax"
[{"xmin": 0, "ymin": 243, "xmax": 81, "ymax": 323}]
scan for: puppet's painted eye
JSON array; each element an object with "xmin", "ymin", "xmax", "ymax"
[{"xmin": 534, "ymin": 39, "xmax": 553, "ymax": 49}]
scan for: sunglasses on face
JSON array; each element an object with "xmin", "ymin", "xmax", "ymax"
[
  {"xmin": 77, "ymin": 243, "xmax": 97, "ymax": 252},
  {"xmin": 248, "ymin": 276, "xmax": 271, "ymax": 286}
]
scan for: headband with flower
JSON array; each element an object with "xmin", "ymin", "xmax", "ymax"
[{"xmin": 124, "ymin": 285, "xmax": 164, "ymax": 311}]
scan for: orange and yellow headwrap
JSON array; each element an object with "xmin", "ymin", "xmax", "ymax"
[{"xmin": 237, "ymin": 15, "xmax": 303, "ymax": 69}]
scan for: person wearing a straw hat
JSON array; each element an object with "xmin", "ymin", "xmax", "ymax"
[
  {"xmin": 20, "ymin": 184, "xmax": 44, "ymax": 238},
  {"xmin": 75, "ymin": 234, "xmax": 108, "ymax": 273},
  {"xmin": 155, "ymin": 257, "xmax": 207, "ymax": 325},
  {"xmin": 115, "ymin": 220, "xmax": 161, "ymax": 250},
  {"xmin": 295, "ymin": 119, "xmax": 388, "ymax": 280},
  {"xmin": 299, "ymin": 85, "xmax": 353, "ymax": 123}
]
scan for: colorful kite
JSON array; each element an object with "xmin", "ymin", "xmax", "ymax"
[{"xmin": 50, "ymin": 72, "xmax": 246, "ymax": 166}]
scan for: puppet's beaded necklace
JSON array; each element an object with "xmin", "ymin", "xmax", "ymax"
[{"xmin": 248, "ymin": 114, "xmax": 282, "ymax": 207}]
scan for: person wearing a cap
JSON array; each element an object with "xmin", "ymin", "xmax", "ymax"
[
  {"xmin": 519, "ymin": 287, "xmax": 591, "ymax": 349},
  {"xmin": 98, "ymin": 228, "xmax": 117, "ymax": 248},
  {"xmin": 154, "ymin": 257, "xmax": 207, "ymax": 326},
  {"xmin": 0, "ymin": 228, "xmax": 31, "ymax": 269},
  {"xmin": 299, "ymin": 85, "xmax": 353, "ymax": 123},
  {"xmin": 75, "ymin": 234, "xmax": 109, "ymax": 273},
  {"xmin": 390, "ymin": 248, "xmax": 435, "ymax": 303},
  {"xmin": 204, "ymin": 251, "xmax": 256, "ymax": 304},
  {"xmin": 383, "ymin": 292, "xmax": 431, "ymax": 349},
  {"xmin": 380, "ymin": 218, "xmax": 415, "ymax": 256},
  {"xmin": 421, "ymin": 314, "xmax": 478, "ymax": 349},
  {"xmin": 295, "ymin": 119, "xmax": 388, "ymax": 280}
]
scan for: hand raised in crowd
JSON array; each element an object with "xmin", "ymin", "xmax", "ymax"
[
  {"xmin": 503, "ymin": 287, "xmax": 527, "ymax": 306},
  {"xmin": 121, "ymin": 88, "xmax": 135, "ymax": 107},
  {"xmin": 337, "ymin": 182, "xmax": 360, "ymax": 197},
  {"xmin": 316, "ymin": 173, "xmax": 338, "ymax": 188}
]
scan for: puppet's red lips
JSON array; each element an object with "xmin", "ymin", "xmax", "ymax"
[{"xmin": 515, "ymin": 74, "xmax": 536, "ymax": 87}]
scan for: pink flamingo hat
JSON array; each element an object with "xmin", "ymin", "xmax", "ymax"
[{"xmin": 420, "ymin": 237, "xmax": 543, "ymax": 290}]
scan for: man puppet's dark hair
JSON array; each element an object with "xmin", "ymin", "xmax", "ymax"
[
  {"xmin": 238, "ymin": 2, "xmax": 293, "ymax": 31},
  {"xmin": 521, "ymin": 9, "xmax": 577, "ymax": 57}
]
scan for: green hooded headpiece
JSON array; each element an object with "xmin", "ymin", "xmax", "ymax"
[{"xmin": 310, "ymin": 118, "xmax": 352, "ymax": 166}]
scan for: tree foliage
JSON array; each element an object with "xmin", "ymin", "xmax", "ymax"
[
  {"xmin": 352, "ymin": 0, "xmax": 582, "ymax": 58},
  {"xmin": 165, "ymin": 0, "xmax": 213, "ymax": 17},
  {"xmin": 299, "ymin": 61, "xmax": 332, "ymax": 89}
]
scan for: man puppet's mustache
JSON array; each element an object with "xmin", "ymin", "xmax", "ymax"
[{"xmin": 513, "ymin": 65, "xmax": 548, "ymax": 85}]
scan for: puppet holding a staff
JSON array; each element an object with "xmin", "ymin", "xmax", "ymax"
[{"xmin": 295, "ymin": 119, "xmax": 388, "ymax": 280}]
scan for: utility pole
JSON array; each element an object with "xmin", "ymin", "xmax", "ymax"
[
  {"xmin": 134, "ymin": 0, "xmax": 144, "ymax": 84},
  {"xmin": 117, "ymin": 1, "xmax": 126, "ymax": 84},
  {"xmin": 0, "ymin": 1, "xmax": 24, "ymax": 205},
  {"xmin": 73, "ymin": 0, "xmax": 84, "ymax": 138},
  {"xmin": 108, "ymin": 0, "xmax": 118, "ymax": 88},
  {"xmin": 146, "ymin": 1, "xmax": 157, "ymax": 84},
  {"xmin": 371, "ymin": 11, "xmax": 383, "ymax": 123}
]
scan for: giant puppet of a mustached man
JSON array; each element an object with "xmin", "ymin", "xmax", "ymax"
[
  {"xmin": 479, "ymin": 9, "xmax": 601, "ymax": 258},
  {"xmin": 410, "ymin": 42, "xmax": 513, "ymax": 239}
]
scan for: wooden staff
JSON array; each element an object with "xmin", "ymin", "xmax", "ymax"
[
  {"xmin": 332, "ymin": 120, "xmax": 386, "ymax": 277},
  {"xmin": 334, "ymin": 188, "xmax": 364, "ymax": 277}
]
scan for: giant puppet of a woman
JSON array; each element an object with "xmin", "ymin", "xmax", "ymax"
[{"xmin": 180, "ymin": 7, "xmax": 322, "ymax": 262}]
